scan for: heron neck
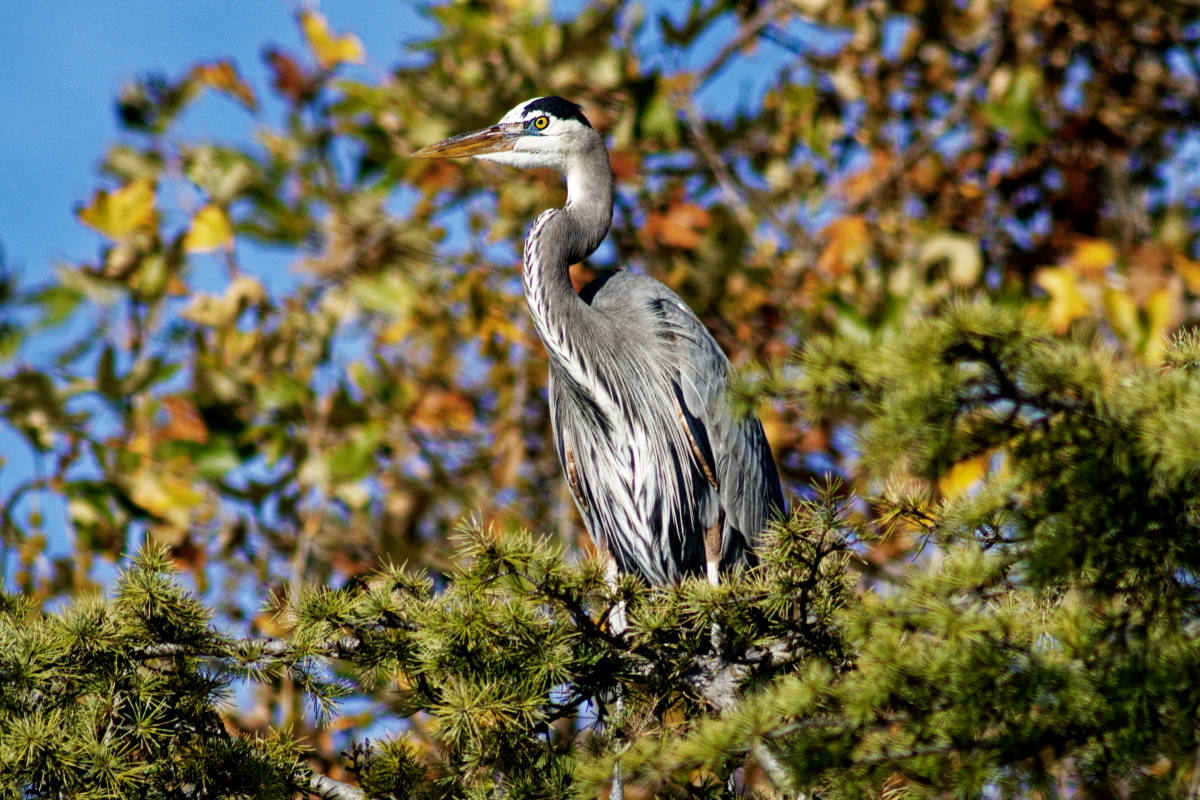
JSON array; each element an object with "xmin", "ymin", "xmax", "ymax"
[
  {"xmin": 522, "ymin": 145, "xmax": 614, "ymax": 369},
  {"xmin": 562, "ymin": 147, "xmax": 614, "ymax": 262}
]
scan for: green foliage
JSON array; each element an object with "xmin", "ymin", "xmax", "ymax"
[
  {"xmin": 0, "ymin": 549, "xmax": 302, "ymax": 799},
  {"xmin": 576, "ymin": 304, "xmax": 1200, "ymax": 798},
  {"xmin": 2, "ymin": 0, "xmax": 1199, "ymax": 795}
]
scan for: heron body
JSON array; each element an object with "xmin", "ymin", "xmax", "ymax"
[{"xmin": 414, "ymin": 97, "xmax": 784, "ymax": 585}]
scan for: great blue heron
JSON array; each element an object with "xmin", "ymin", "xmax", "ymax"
[{"xmin": 414, "ymin": 96, "xmax": 785, "ymax": 587}]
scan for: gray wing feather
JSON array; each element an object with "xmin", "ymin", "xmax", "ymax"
[{"xmin": 591, "ymin": 272, "xmax": 785, "ymax": 566}]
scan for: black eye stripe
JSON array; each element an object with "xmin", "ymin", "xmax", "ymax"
[{"xmin": 521, "ymin": 96, "xmax": 592, "ymax": 128}]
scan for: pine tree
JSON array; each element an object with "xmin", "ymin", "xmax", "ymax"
[{"xmin": 7, "ymin": 306, "xmax": 1200, "ymax": 795}]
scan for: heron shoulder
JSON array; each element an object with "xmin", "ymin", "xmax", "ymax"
[{"xmin": 579, "ymin": 269, "xmax": 698, "ymax": 321}]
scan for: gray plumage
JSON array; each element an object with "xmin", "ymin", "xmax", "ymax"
[{"xmin": 414, "ymin": 96, "xmax": 785, "ymax": 584}]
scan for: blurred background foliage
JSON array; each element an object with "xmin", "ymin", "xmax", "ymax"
[{"xmin": 1, "ymin": 0, "xmax": 1198, "ymax": 788}]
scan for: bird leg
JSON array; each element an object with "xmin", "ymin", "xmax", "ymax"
[
  {"xmin": 704, "ymin": 521, "xmax": 722, "ymax": 588},
  {"xmin": 704, "ymin": 520, "xmax": 725, "ymax": 655}
]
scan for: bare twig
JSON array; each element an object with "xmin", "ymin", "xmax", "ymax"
[
  {"xmin": 678, "ymin": 96, "xmax": 779, "ymax": 237},
  {"xmin": 695, "ymin": 0, "xmax": 793, "ymax": 89},
  {"xmin": 676, "ymin": 0, "xmax": 813, "ymax": 248},
  {"xmin": 846, "ymin": 4, "xmax": 1008, "ymax": 215}
]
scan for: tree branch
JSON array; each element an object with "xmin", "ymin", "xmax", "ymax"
[
  {"xmin": 134, "ymin": 635, "xmax": 362, "ymax": 661},
  {"xmin": 309, "ymin": 772, "xmax": 367, "ymax": 800},
  {"xmin": 695, "ymin": 0, "xmax": 793, "ymax": 89},
  {"xmin": 846, "ymin": 3, "xmax": 1008, "ymax": 215}
]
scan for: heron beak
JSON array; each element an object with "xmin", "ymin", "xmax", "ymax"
[{"xmin": 411, "ymin": 124, "xmax": 521, "ymax": 159}]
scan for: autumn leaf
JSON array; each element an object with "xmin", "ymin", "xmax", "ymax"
[
  {"xmin": 609, "ymin": 150, "xmax": 640, "ymax": 181},
  {"xmin": 411, "ymin": 390, "xmax": 474, "ymax": 434},
  {"xmin": 1070, "ymin": 238, "xmax": 1117, "ymax": 275},
  {"xmin": 181, "ymin": 275, "xmax": 265, "ymax": 328},
  {"xmin": 1144, "ymin": 286, "xmax": 1179, "ymax": 360},
  {"xmin": 643, "ymin": 203, "xmax": 711, "ymax": 249},
  {"xmin": 840, "ymin": 150, "xmax": 891, "ymax": 205},
  {"xmin": 1103, "ymin": 287, "xmax": 1138, "ymax": 343},
  {"xmin": 817, "ymin": 216, "xmax": 868, "ymax": 277},
  {"xmin": 161, "ymin": 395, "xmax": 209, "ymax": 444},
  {"xmin": 300, "ymin": 10, "xmax": 364, "ymax": 70},
  {"xmin": 918, "ymin": 233, "xmax": 983, "ymax": 286},
  {"xmin": 129, "ymin": 465, "xmax": 203, "ymax": 527},
  {"xmin": 78, "ymin": 178, "xmax": 157, "ymax": 239},
  {"xmin": 183, "ymin": 204, "xmax": 234, "ymax": 253},
  {"xmin": 938, "ymin": 452, "xmax": 991, "ymax": 499},
  {"xmin": 1035, "ymin": 266, "xmax": 1090, "ymax": 332},
  {"xmin": 1174, "ymin": 254, "xmax": 1200, "ymax": 294},
  {"xmin": 190, "ymin": 59, "xmax": 257, "ymax": 109},
  {"xmin": 264, "ymin": 48, "xmax": 317, "ymax": 104}
]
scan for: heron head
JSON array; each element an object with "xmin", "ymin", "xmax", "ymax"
[{"xmin": 412, "ymin": 96, "xmax": 598, "ymax": 172}]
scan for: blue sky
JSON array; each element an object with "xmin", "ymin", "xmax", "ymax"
[
  {"xmin": 0, "ymin": 0, "xmax": 805, "ymax": 291},
  {"xmin": 0, "ymin": 2, "xmax": 441, "ymax": 289}
]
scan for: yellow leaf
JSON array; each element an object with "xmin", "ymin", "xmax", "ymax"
[
  {"xmin": 300, "ymin": 10, "xmax": 364, "ymax": 70},
  {"xmin": 181, "ymin": 275, "xmax": 265, "ymax": 328},
  {"xmin": 78, "ymin": 179, "xmax": 157, "ymax": 239},
  {"xmin": 1035, "ymin": 267, "xmax": 1089, "ymax": 332},
  {"xmin": 1071, "ymin": 239, "xmax": 1117, "ymax": 274},
  {"xmin": 1144, "ymin": 286, "xmax": 1176, "ymax": 361},
  {"xmin": 917, "ymin": 233, "xmax": 982, "ymax": 286},
  {"xmin": 1173, "ymin": 254, "xmax": 1200, "ymax": 293},
  {"xmin": 129, "ymin": 466, "xmax": 203, "ymax": 527},
  {"xmin": 938, "ymin": 453, "xmax": 991, "ymax": 500},
  {"xmin": 380, "ymin": 318, "xmax": 415, "ymax": 345},
  {"xmin": 183, "ymin": 204, "xmax": 234, "ymax": 253},
  {"xmin": 1102, "ymin": 287, "xmax": 1138, "ymax": 343}
]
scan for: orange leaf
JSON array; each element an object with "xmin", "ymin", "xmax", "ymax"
[
  {"xmin": 644, "ymin": 203, "xmax": 711, "ymax": 249},
  {"xmin": 817, "ymin": 216, "xmax": 868, "ymax": 277},
  {"xmin": 840, "ymin": 150, "xmax": 891, "ymax": 205},
  {"xmin": 609, "ymin": 150, "xmax": 640, "ymax": 181},
  {"xmin": 161, "ymin": 396, "xmax": 208, "ymax": 444},
  {"xmin": 190, "ymin": 59, "xmax": 257, "ymax": 109},
  {"xmin": 411, "ymin": 390, "xmax": 474, "ymax": 434},
  {"xmin": 300, "ymin": 10, "xmax": 364, "ymax": 70}
]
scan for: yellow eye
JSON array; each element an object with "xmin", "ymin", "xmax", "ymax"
[{"xmin": 533, "ymin": 116, "xmax": 549, "ymax": 130}]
